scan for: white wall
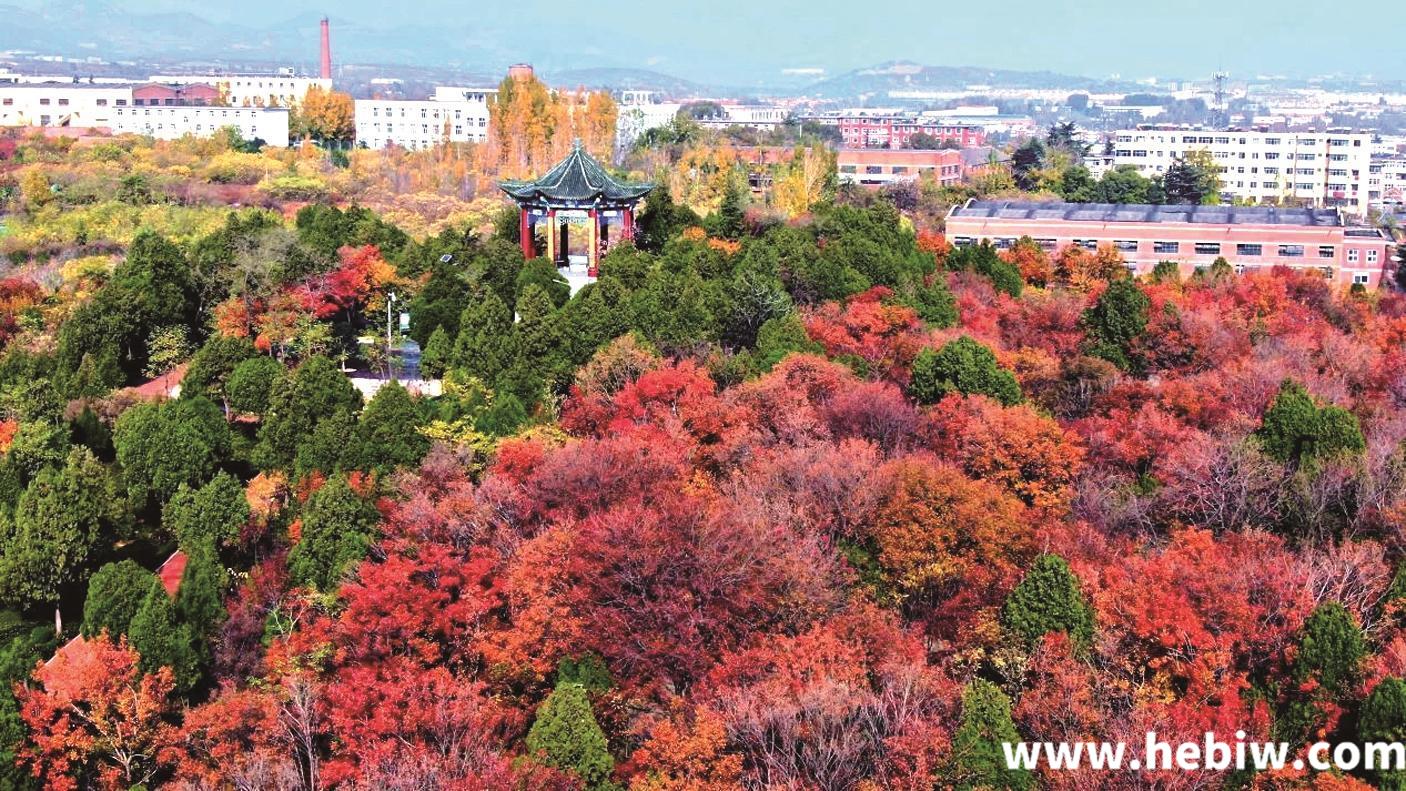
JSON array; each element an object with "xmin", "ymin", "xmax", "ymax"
[
  {"xmin": 109, "ymin": 105, "xmax": 290, "ymax": 146},
  {"xmin": 354, "ymin": 98, "xmax": 491, "ymax": 150}
]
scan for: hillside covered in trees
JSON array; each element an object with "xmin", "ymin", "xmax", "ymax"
[{"xmin": 3, "ymin": 126, "xmax": 1406, "ymax": 790}]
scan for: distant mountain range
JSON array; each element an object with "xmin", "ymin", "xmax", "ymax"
[
  {"xmin": 801, "ymin": 62, "xmax": 1135, "ymax": 99},
  {"xmin": 0, "ymin": 2, "xmax": 1135, "ymax": 100}
]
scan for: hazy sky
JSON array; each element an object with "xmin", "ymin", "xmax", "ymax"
[{"xmin": 8, "ymin": 0, "xmax": 1405, "ymax": 84}]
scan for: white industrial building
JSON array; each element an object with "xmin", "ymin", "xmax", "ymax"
[
  {"xmin": 1, "ymin": 81, "xmax": 291, "ymax": 146},
  {"xmin": 0, "ymin": 82, "xmax": 132, "ymax": 127},
  {"xmin": 109, "ymin": 105, "xmax": 290, "ymax": 147},
  {"xmin": 1110, "ymin": 127, "xmax": 1375, "ymax": 214},
  {"xmin": 353, "ymin": 87, "xmax": 496, "ymax": 151},
  {"xmin": 148, "ymin": 70, "xmax": 331, "ymax": 108}
]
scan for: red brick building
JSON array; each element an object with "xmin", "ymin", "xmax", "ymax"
[
  {"xmin": 132, "ymin": 82, "xmax": 220, "ymax": 107},
  {"xmin": 838, "ymin": 148, "xmax": 964, "ymax": 186},
  {"xmin": 946, "ymin": 199, "xmax": 1396, "ymax": 287},
  {"xmin": 837, "ymin": 147, "xmax": 1006, "ymax": 188},
  {"xmin": 837, "ymin": 115, "xmax": 986, "ymax": 149}
]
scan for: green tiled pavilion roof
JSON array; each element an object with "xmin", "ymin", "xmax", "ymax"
[{"xmin": 500, "ymin": 139, "xmax": 653, "ymax": 205}]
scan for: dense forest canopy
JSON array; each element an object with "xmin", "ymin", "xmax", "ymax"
[{"xmin": 0, "ymin": 118, "xmax": 1405, "ymax": 789}]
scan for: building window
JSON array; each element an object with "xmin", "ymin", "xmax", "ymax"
[
  {"xmin": 1318, "ymin": 246, "xmax": 1335, "ymax": 259},
  {"xmin": 1347, "ymin": 249, "xmax": 1360, "ymax": 263},
  {"xmin": 1354, "ymin": 273, "xmax": 1370, "ymax": 285},
  {"xmin": 1072, "ymin": 239, "xmax": 1098, "ymax": 251},
  {"xmin": 1194, "ymin": 242, "xmax": 1221, "ymax": 255},
  {"xmin": 1279, "ymin": 245, "xmax": 1305, "ymax": 258},
  {"xmin": 1368, "ymin": 250, "xmax": 1380, "ymax": 264},
  {"xmin": 39, "ymin": 98, "xmax": 50, "ymax": 105},
  {"xmin": 1153, "ymin": 241, "xmax": 1179, "ymax": 254},
  {"xmin": 1237, "ymin": 243, "xmax": 1263, "ymax": 256},
  {"xmin": 1035, "ymin": 238, "xmax": 1057, "ymax": 251},
  {"xmin": 1114, "ymin": 240, "xmax": 1138, "ymax": 252}
]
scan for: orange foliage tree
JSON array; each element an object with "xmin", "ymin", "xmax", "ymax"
[{"xmin": 18, "ymin": 635, "xmax": 176, "ymax": 791}]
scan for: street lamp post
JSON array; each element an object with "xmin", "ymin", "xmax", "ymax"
[{"xmin": 386, "ymin": 290, "xmax": 397, "ymax": 381}]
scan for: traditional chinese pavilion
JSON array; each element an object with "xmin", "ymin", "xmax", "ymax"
[{"xmin": 500, "ymin": 140, "xmax": 653, "ymax": 277}]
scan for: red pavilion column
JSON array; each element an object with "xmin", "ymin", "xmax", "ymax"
[
  {"xmin": 622, "ymin": 207, "xmax": 634, "ymax": 243},
  {"xmin": 519, "ymin": 208, "xmax": 533, "ymax": 259},
  {"xmin": 587, "ymin": 208, "xmax": 599, "ymax": 277}
]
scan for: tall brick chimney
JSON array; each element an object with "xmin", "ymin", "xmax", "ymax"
[{"xmin": 319, "ymin": 17, "xmax": 332, "ymax": 80}]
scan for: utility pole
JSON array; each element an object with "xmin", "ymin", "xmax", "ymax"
[{"xmin": 1213, "ymin": 71, "xmax": 1230, "ymax": 128}]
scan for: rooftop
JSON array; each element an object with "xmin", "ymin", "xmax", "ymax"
[
  {"xmin": 500, "ymin": 140, "xmax": 652, "ymax": 205},
  {"xmin": 951, "ymin": 200, "xmax": 1350, "ymax": 227}
]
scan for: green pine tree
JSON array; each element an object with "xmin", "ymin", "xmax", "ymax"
[
  {"xmin": 515, "ymin": 283, "xmax": 567, "ymax": 392},
  {"xmin": 420, "ymin": 326, "xmax": 453, "ymax": 380},
  {"xmin": 225, "ymin": 355, "xmax": 282, "ymax": 416},
  {"xmin": 175, "ymin": 540, "xmax": 227, "ymax": 676},
  {"xmin": 526, "ymin": 681, "xmax": 615, "ymax": 789},
  {"xmin": 294, "ymin": 409, "xmax": 360, "ymax": 478},
  {"xmin": 287, "ymin": 474, "xmax": 381, "ymax": 591},
  {"xmin": 1360, "ymin": 677, "xmax": 1406, "ymax": 790},
  {"xmin": 81, "ymin": 559, "xmax": 159, "ymax": 639},
  {"xmin": 901, "ymin": 274, "xmax": 959, "ymax": 328},
  {"xmin": 255, "ymin": 355, "xmax": 362, "ymax": 470},
  {"xmin": 951, "ymin": 679, "xmax": 1033, "ymax": 790},
  {"xmin": 1294, "ymin": 601, "xmax": 1366, "ymax": 697},
  {"xmin": 127, "ymin": 578, "xmax": 200, "ymax": 692},
  {"xmin": 753, "ymin": 313, "xmax": 823, "ymax": 373},
  {"xmin": 909, "ymin": 336, "xmax": 1023, "ymax": 406},
  {"xmin": 355, "ymin": 380, "xmax": 429, "ymax": 473},
  {"xmin": 1256, "ymin": 380, "xmax": 1365, "ymax": 466},
  {"xmin": 453, "ymin": 292, "xmax": 518, "ymax": 386},
  {"xmin": 1000, "ymin": 554, "xmax": 1095, "ymax": 649},
  {"xmin": 162, "ymin": 471, "xmax": 249, "ymax": 553},
  {"xmin": 1081, "ymin": 279, "xmax": 1149, "ymax": 370}
]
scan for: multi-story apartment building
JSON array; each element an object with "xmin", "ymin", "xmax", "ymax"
[
  {"xmin": 353, "ymin": 88, "xmax": 496, "ymax": 151},
  {"xmin": 109, "ymin": 105, "xmax": 290, "ymax": 147},
  {"xmin": 831, "ymin": 113, "xmax": 986, "ymax": 150},
  {"xmin": 616, "ymin": 90, "xmax": 683, "ymax": 151},
  {"xmin": 148, "ymin": 71, "xmax": 331, "ymax": 108},
  {"xmin": 1110, "ymin": 126, "xmax": 1374, "ymax": 215},
  {"xmin": 946, "ymin": 199, "xmax": 1395, "ymax": 287},
  {"xmin": 0, "ymin": 82, "xmax": 132, "ymax": 127},
  {"xmin": 695, "ymin": 104, "xmax": 791, "ymax": 132},
  {"xmin": 1370, "ymin": 155, "xmax": 1406, "ymax": 209}
]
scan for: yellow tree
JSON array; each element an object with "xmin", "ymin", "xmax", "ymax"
[
  {"xmin": 771, "ymin": 144, "xmax": 835, "ymax": 217},
  {"xmin": 488, "ymin": 71, "xmax": 555, "ymax": 178},
  {"xmin": 580, "ymin": 90, "xmax": 618, "ymax": 161},
  {"xmin": 291, "ymin": 86, "xmax": 355, "ymax": 145}
]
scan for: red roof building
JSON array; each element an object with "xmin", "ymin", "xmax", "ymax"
[
  {"xmin": 132, "ymin": 82, "xmax": 220, "ymax": 107},
  {"xmin": 947, "ymin": 199, "xmax": 1396, "ymax": 287},
  {"xmin": 837, "ymin": 115, "xmax": 986, "ymax": 150}
]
